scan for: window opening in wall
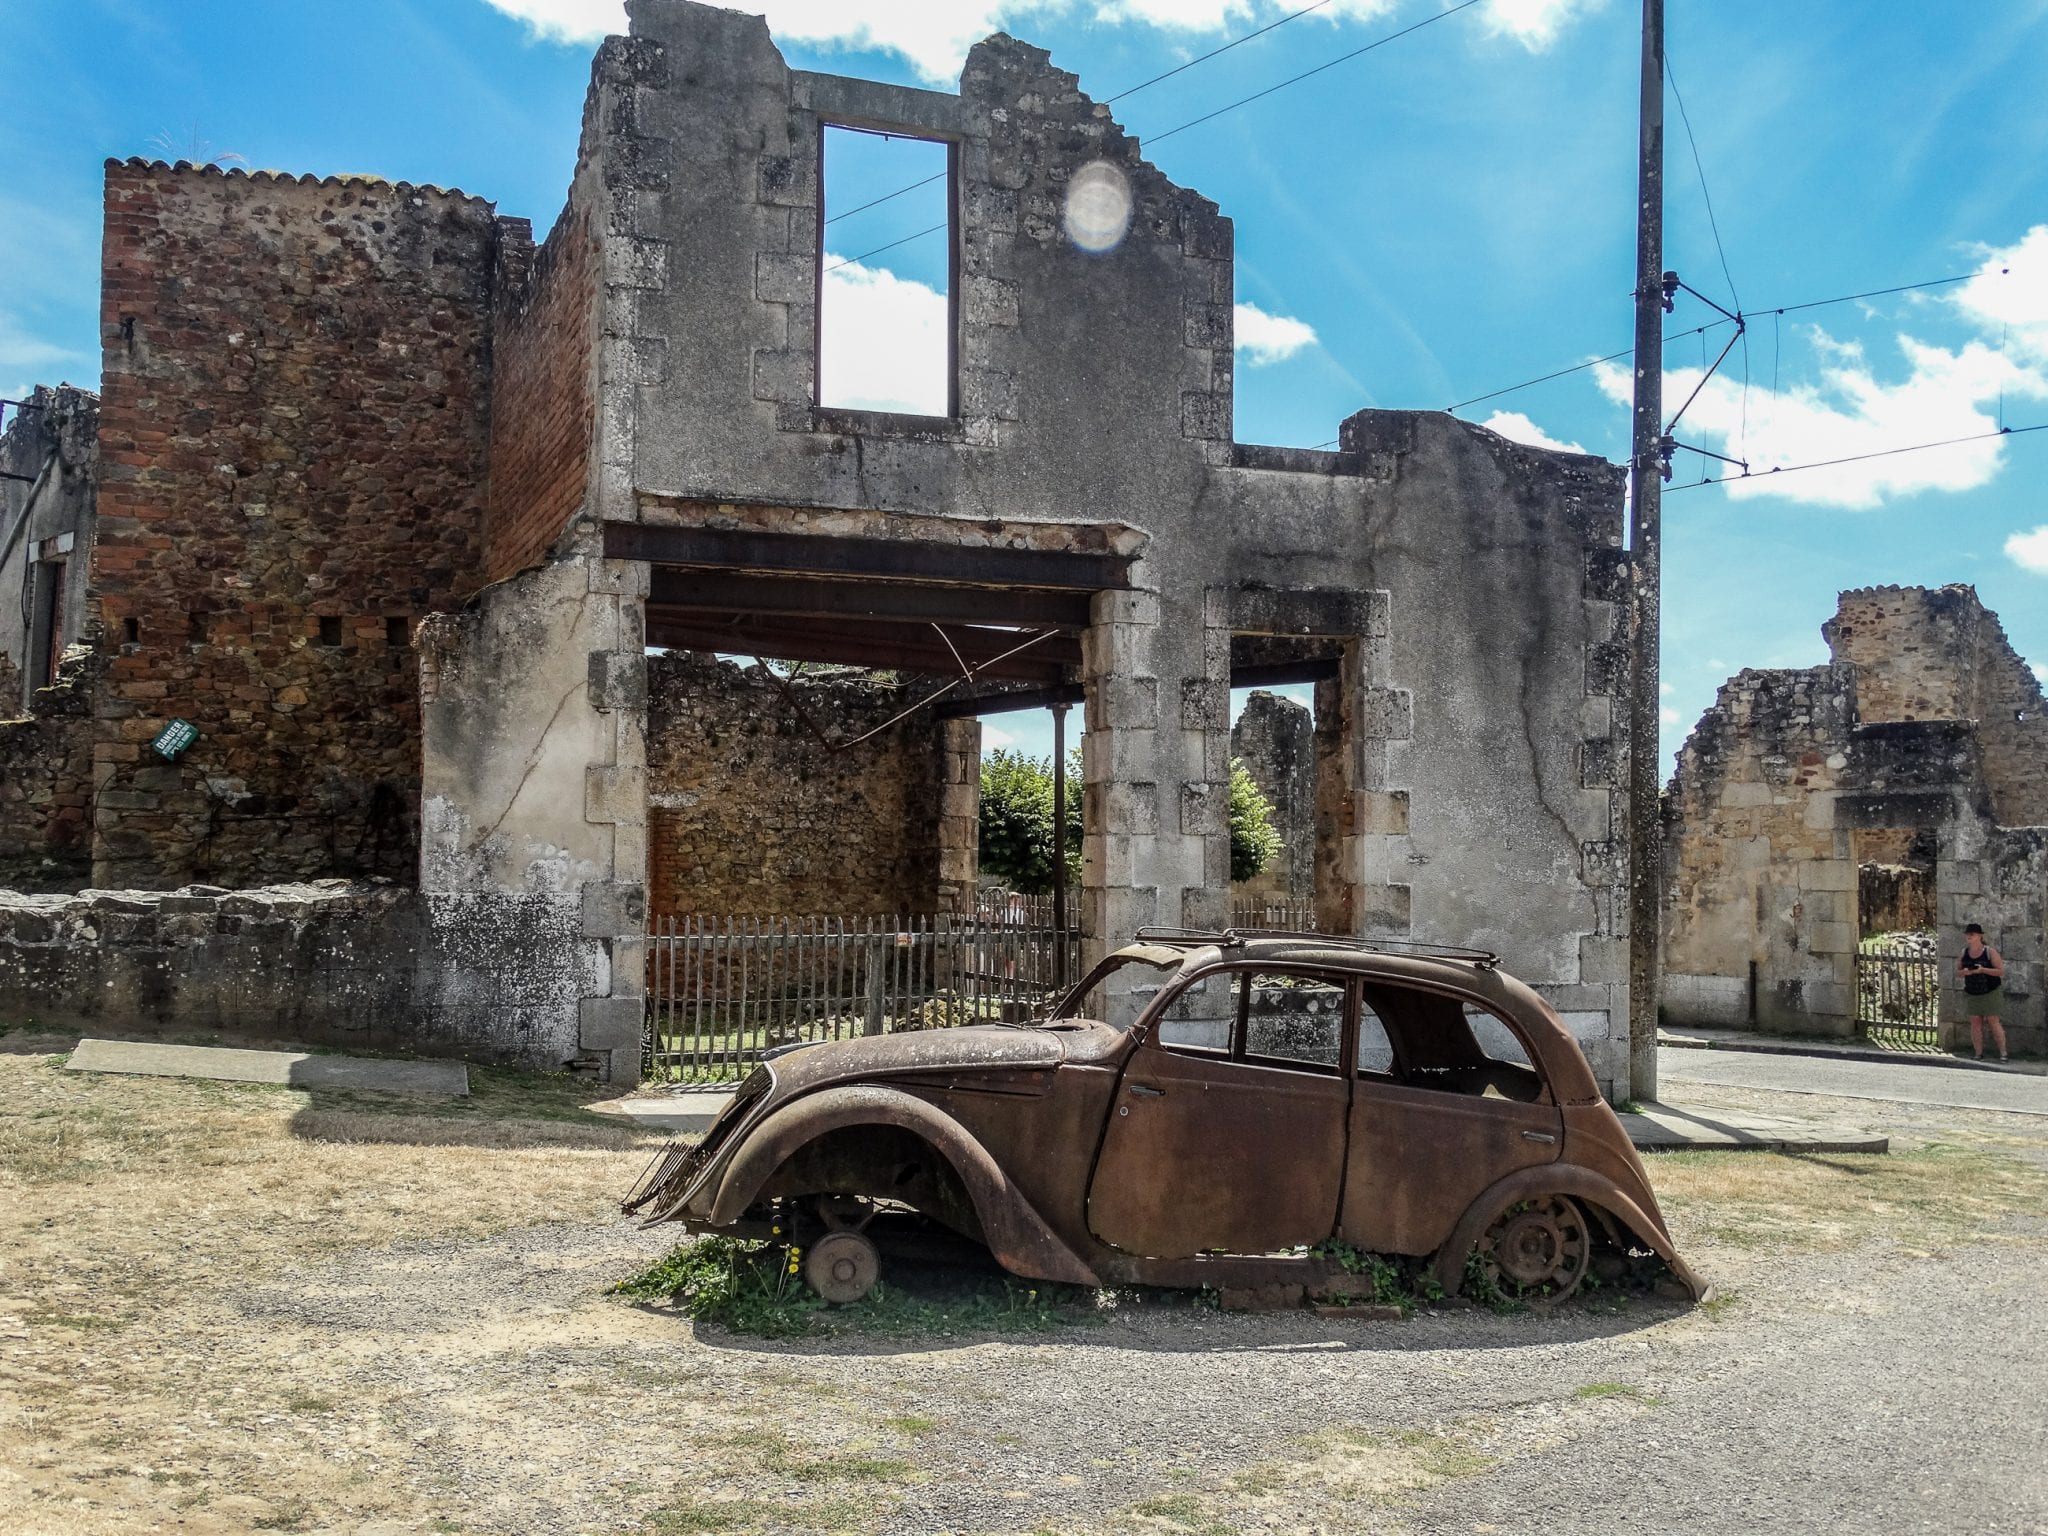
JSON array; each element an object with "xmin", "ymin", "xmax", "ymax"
[
  {"xmin": 318, "ymin": 615, "xmax": 343, "ymax": 647},
  {"xmin": 386, "ymin": 616, "xmax": 410, "ymax": 649},
  {"xmin": 817, "ymin": 124, "xmax": 955, "ymax": 417},
  {"xmin": 38, "ymin": 562, "xmax": 67, "ymax": 687},
  {"xmin": 121, "ymin": 615, "xmax": 139, "ymax": 648},
  {"xmin": 187, "ymin": 612, "xmax": 208, "ymax": 645}
]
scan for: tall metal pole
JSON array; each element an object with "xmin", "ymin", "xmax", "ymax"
[
  {"xmin": 1626, "ymin": 0, "xmax": 1665, "ymax": 1103},
  {"xmin": 1051, "ymin": 701, "xmax": 1070, "ymax": 984}
]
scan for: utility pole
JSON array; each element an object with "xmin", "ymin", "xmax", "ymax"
[{"xmin": 1626, "ymin": 0, "xmax": 1666, "ymax": 1104}]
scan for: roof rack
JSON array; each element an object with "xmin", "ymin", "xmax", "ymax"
[{"xmin": 1132, "ymin": 926, "xmax": 1500, "ymax": 970}]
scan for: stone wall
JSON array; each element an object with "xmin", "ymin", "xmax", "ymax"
[
  {"xmin": 1666, "ymin": 585, "xmax": 2045, "ymax": 1053},
  {"xmin": 1827, "ymin": 584, "xmax": 2048, "ymax": 826},
  {"xmin": 0, "ymin": 650, "xmax": 96, "ymax": 892},
  {"xmin": 0, "ymin": 384, "xmax": 98, "ymax": 710},
  {"xmin": 1231, "ymin": 689, "xmax": 1314, "ymax": 900},
  {"xmin": 645, "ymin": 652, "xmax": 944, "ymax": 917},
  {"xmin": 0, "ymin": 880, "xmax": 601, "ymax": 1068},
  {"xmin": 90, "ymin": 161, "xmax": 499, "ymax": 889}
]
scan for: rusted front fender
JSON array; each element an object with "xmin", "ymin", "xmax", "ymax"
[
  {"xmin": 1430, "ymin": 1163, "xmax": 1709, "ymax": 1304},
  {"xmin": 701, "ymin": 1083, "xmax": 1103, "ymax": 1289}
]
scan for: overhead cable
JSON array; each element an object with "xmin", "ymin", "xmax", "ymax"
[{"xmin": 1665, "ymin": 422, "xmax": 2046, "ymax": 493}]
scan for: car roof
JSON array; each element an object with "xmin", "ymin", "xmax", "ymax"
[{"xmin": 1117, "ymin": 929, "xmax": 1602, "ymax": 1103}]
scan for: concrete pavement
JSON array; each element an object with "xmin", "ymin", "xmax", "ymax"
[{"xmin": 1661, "ymin": 1043, "xmax": 2048, "ymax": 1118}]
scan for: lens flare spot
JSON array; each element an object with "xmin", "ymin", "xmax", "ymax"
[{"xmin": 1064, "ymin": 161, "xmax": 1132, "ymax": 254}]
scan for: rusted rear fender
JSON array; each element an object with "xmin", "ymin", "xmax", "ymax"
[
  {"xmin": 1430, "ymin": 1164, "xmax": 1709, "ymax": 1304},
  {"xmin": 704, "ymin": 1083, "xmax": 1102, "ymax": 1289}
]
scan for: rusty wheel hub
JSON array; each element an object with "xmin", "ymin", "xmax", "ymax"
[
  {"xmin": 803, "ymin": 1230, "xmax": 880, "ymax": 1305},
  {"xmin": 1481, "ymin": 1195, "xmax": 1590, "ymax": 1303}
]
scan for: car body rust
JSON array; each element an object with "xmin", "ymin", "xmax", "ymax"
[{"xmin": 623, "ymin": 931, "xmax": 1706, "ymax": 1306}]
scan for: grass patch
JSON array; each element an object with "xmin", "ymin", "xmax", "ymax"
[
  {"xmin": 1575, "ymin": 1381, "xmax": 1662, "ymax": 1405},
  {"xmin": 1655, "ymin": 1141, "xmax": 2048, "ymax": 1254},
  {"xmin": 644, "ymin": 1496, "xmax": 863, "ymax": 1534},
  {"xmin": 613, "ymin": 1236, "xmax": 1092, "ymax": 1339},
  {"xmin": 881, "ymin": 1414, "xmax": 939, "ymax": 1437}
]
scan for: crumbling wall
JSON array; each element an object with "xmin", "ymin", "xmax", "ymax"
[
  {"xmin": 0, "ymin": 650, "xmax": 96, "ymax": 891},
  {"xmin": 1661, "ymin": 665, "xmax": 1860, "ymax": 1030},
  {"xmin": 0, "ymin": 385, "xmax": 98, "ymax": 709},
  {"xmin": 0, "ymin": 880, "xmax": 604, "ymax": 1066},
  {"xmin": 1231, "ymin": 689, "xmax": 1314, "ymax": 900},
  {"xmin": 1827, "ymin": 584, "xmax": 2048, "ymax": 826},
  {"xmin": 645, "ymin": 653, "xmax": 943, "ymax": 917},
  {"xmin": 90, "ymin": 161, "xmax": 498, "ymax": 889},
  {"xmin": 482, "ymin": 118, "xmax": 601, "ymax": 583}
]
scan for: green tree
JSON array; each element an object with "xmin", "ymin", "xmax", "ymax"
[
  {"xmin": 978, "ymin": 750, "xmax": 1282, "ymax": 893},
  {"xmin": 1228, "ymin": 759, "xmax": 1284, "ymax": 883}
]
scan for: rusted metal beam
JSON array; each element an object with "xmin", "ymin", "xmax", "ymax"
[
  {"xmin": 645, "ymin": 613, "xmax": 1079, "ymax": 681},
  {"xmin": 605, "ymin": 520, "xmax": 1133, "ymax": 592},
  {"xmin": 646, "ymin": 569, "xmax": 1093, "ymax": 629},
  {"xmin": 932, "ymin": 657, "xmax": 1342, "ymax": 718},
  {"xmin": 1232, "ymin": 657, "xmax": 1341, "ymax": 688}
]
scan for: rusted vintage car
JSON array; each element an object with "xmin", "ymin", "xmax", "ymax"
[{"xmin": 623, "ymin": 931, "xmax": 1705, "ymax": 1307}]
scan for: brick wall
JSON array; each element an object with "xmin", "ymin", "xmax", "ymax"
[
  {"xmin": 483, "ymin": 196, "xmax": 598, "ymax": 582},
  {"xmin": 91, "ymin": 161, "xmax": 498, "ymax": 888},
  {"xmin": 646, "ymin": 652, "xmax": 944, "ymax": 917}
]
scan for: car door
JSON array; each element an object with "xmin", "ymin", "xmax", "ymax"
[
  {"xmin": 1339, "ymin": 986, "xmax": 1563, "ymax": 1258},
  {"xmin": 1087, "ymin": 967, "xmax": 1352, "ymax": 1259}
]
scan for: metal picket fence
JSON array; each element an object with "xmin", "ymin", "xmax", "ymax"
[
  {"xmin": 645, "ymin": 903, "xmax": 1079, "ymax": 1082},
  {"xmin": 1231, "ymin": 895, "xmax": 1321, "ymax": 932}
]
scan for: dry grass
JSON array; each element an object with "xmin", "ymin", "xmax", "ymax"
[
  {"xmin": 1651, "ymin": 1139, "xmax": 2048, "ymax": 1254},
  {"xmin": 0, "ymin": 1033, "xmax": 666, "ymax": 1536}
]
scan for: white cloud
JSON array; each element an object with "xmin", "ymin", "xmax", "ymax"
[
  {"xmin": 818, "ymin": 256, "xmax": 950, "ymax": 415},
  {"xmin": 1593, "ymin": 326, "xmax": 2048, "ymax": 509},
  {"xmin": 477, "ymin": 0, "xmax": 1593, "ymax": 83},
  {"xmin": 1479, "ymin": 409, "xmax": 1584, "ymax": 454},
  {"xmin": 1480, "ymin": 0, "xmax": 1605, "ymax": 50},
  {"xmin": 479, "ymin": 0, "xmax": 1069, "ymax": 81},
  {"xmin": 1954, "ymin": 224, "xmax": 2048, "ymax": 367},
  {"xmin": 1660, "ymin": 706, "xmax": 1680, "ymax": 726},
  {"xmin": 980, "ymin": 720, "xmax": 1018, "ymax": 749},
  {"xmin": 1234, "ymin": 301, "xmax": 1317, "ymax": 365},
  {"xmin": 0, "ymin": 311, "xmax": 95, "ymax": 397},
  {"xmin": 2007, "ymin": 524, "xmax": 2048, "ymax": 575}
]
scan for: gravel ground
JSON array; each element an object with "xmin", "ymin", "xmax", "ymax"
[{"xmin": 7, "ymin": 1043, "xmax": 2047, "ymax": 1535}]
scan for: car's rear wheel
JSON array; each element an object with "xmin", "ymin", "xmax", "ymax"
[
  {"xmin": 1478, "ymin": 1194, "xmax": 1590, "ymax": 1305},
  {"xmin": 803, "ymin": 1229, "xmax": 881, "ymax": 1304}
]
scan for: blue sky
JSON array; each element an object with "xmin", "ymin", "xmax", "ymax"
[{"xmin": 4, "ymin": 0, "xmax": 2046, "ymax": 774}]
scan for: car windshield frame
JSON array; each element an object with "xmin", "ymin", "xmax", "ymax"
[{"xmin": 1044, "ymin": 945, "xmax": 1197, "ymax": 1022}]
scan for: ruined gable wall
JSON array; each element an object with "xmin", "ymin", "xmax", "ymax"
[
  {"xmin": 644, "ymin": 652, "xmax": 942, "ymax": 917},
  {"xmin": 92, "ymin": 161, "xmax": 497, "ymax": 889},
  {"xmin": 1230, "ymin": 690, "xmax": 1313, "ymax": 900},
  {"xmin": 1661, "ymin": 664, "xmax": 1860, "ymax": 1029},
  {"xmin": 482, "ymin": 89, "xmax": 602, "ymax": 584}
]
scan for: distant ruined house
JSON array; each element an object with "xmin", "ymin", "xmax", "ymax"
[
  {"xmin": 0, "ymin": 0, "xmax": 1643, "ymax": 1090},
  {"xmin": 1662, "ymin": 585, "xmax": 2046, "ymax": 1056}
]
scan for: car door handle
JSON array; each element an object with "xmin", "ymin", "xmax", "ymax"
[
  {"xmin": 1521, "ymin": 1130, "xmax": 1556, "ymax": 1144},
  {"xmin": 1129, "ymin": 1083, "xmax": 1165, "ymax": 1098}
]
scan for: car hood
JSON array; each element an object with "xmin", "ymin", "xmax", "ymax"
[{"xmin": 761, "ymin": 1022, "xmax": 1080, "ymax": 1098}]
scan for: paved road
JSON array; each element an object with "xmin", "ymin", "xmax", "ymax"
[{"xmin": 1661, "ymin": 1045, "xmax": 2048, "ymax": 1117}]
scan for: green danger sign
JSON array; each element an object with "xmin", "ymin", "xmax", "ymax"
[{"xmin": 152, "ymin": 719, "xmax": 198, "ymax": 760}]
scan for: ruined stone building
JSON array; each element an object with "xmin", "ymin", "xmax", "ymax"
[
  {"xmin": 0, "ymin": 0, "xmax": 1640, "ymax": 1090},
  {"xmin": 1662, "ymin": 585, "xmax": 2045, "ymax": 1055}
]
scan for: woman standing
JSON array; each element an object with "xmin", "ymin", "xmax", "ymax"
[{"xmin": 1956, "ymin": 923, "xmax": 2007, "ymax": 1062}]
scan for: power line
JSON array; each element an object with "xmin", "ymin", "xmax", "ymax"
[
  {"xmin": 1105, "ymin": 0, "xmax": 1334, "ymax": 106},
  {"xmin": 1665, "ymin": 56, "xmax": 1738, "ymax": 312},
  {"xmin": 824, "ymin": 0, "xmax": 1336, "ymax": 230},
  {"xmin": 827, "ymin": 0, "xmax": 1486, "ymax": 269},
  {"xmin": 1147, "ymin": 0, "xmax": 1486, "ymax": 146},
  {"xmin": 1666, "ymin": 422, "xmax": 2046, "ymax": 492},
  {"xmin": 1441, "ymin": 268, "xmax": 1993, "ymax": 416}
]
